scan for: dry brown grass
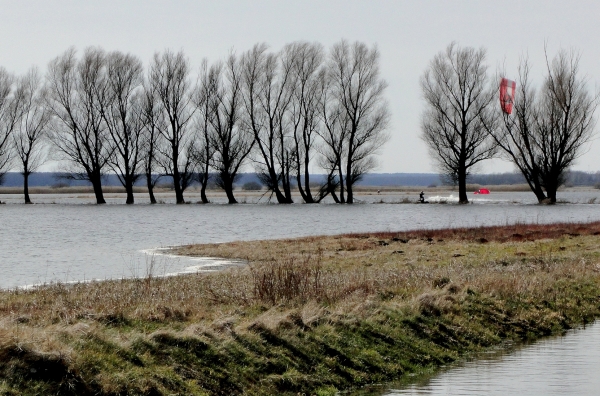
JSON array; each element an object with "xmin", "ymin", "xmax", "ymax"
[
  {"xmin": 161, "ymin": 221, "xmax": 600, "ymax": 336},
  {"xmin": 1, "ymin": 221, "xmax": 600, "ymax": 394},
  {"xmin": 0, "ymin": 221, "xmax": 593, "ymax": 334}
]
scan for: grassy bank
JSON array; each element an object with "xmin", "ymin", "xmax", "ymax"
[{"xmin": 1, "ymin": 222, "xmax": 600, "ymax": 394}]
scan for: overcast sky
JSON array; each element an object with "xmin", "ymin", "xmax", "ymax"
[{"xmin": 2, "ymin": 0, "xmax": 600, "ymax": 174}]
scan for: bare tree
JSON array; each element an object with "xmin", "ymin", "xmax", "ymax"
[
  {"xmin": 491, "ymin": 59, "xmax": 546, "ymax": 202},
  {"xmin": 46, "ymin": 47, "xmax": 113, "ymax": 204},
  {"xmin": 493, "ymin": 50, "xmax": 597, "ymax": 203},
  {"xmin": 328, "ymin": 40, "xmax": 390, "ymax": 204},
  {"xmin": 197, "ymin": 55, "xmax": 253, "ymax": 204},
  {"xmin": 148, "ymin": 50, "xmax": 195, "ymax": 204},
  {"xmin": 242, "ymin": 43, "xmax": 295, "ymax": 203},
  {"xmin": 12, "ymin": 68, "xmax": 51, "ymax": 203},
  {"xmin": 421, "ymin": 42, "xmax": 498, "ymax": 204},
  {"xmin": 191, "ymin": 60, "xmax": 215, "ymax": 204},
  {"xmin": 140, "ymin": 84, "xmax": 163, "ymax": 204},
  {"xmin": 0, "ymin": 69, "xmax": 21, "ymax": 189},
  {"xmin": 287, "ymin": 41, "xmax": 330, "ymax": 203},
  {"xmin": 103, "ymin": 51, "xmax": 145, "ymax": 204},
  {"xmin": 318, "ymin": 68, "xmax": 347, "ymax": 203}
]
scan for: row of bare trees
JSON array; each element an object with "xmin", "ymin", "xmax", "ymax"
[
  {"xmin": 0, "ymin": 40, "xmax": 390, "ymax": 204},
  {"xmin": 421, "ymin": 42, "xmax": 598, "ymax": 204}
]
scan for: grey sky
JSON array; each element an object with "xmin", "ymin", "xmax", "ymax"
[{"xmin": 2, "ymin": 0, "xmax": 600, "ymax": 173}]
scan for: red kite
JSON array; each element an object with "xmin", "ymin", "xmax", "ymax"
[{"xmin": 500, "ymin": 78, "xmax": 516, "ymax": 114}]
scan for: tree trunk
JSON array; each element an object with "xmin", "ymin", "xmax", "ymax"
[
  {"xmin": 282, "ymin": 158, "xmax": 293, "ymax": 203},
  {"xmin": 125, "ymin": 178, "xmax": 135, "ymax": 205},
  {"xmin": 534, "ymin": 189, "xmax": 547, "ymax": 203},
  {"xmin": 302, "ymin": 159, "xmax": 315, "ymax": 203},
  {"xmin": 296, "ymin": 172, "xmax": 310, "ymax": 203},
  {"xmin": 330, "ymin": 187, "xmax": 340, "ymax": 203},
  {"xmin": 546, "ymin": 187, "xmax": 557, "ymax": 204},
  {"xmin": 173, "ymin": 170, "xmax": 184, "ymax": 204},
  {"xmin": 338, "ymin": 166, "xmax": 345, "ymax": 204},
  {"xmin": 23, "ymin": 173, "xmax": 31, "ymax": 204},
  {"xmin": 531, "ymin": 182, "xmax": 547, "ymax": 203},
  {"xmin": 345, "ymin": 150, "xmax": 354, "ymax": 204},
  {"xmin": 458, "ymin": 165, "xmax": 468, "ymax": 204},
  {"xmin": 224, "ymin": 179, "xmax": 237, "ymax": 204},
  {"xmin": 199, "ymin": 165, "xmax": 210, "ymax": 204},
  {"xmin": 268, "ymin": 168, "xmax": 292, "ymax": 204},
  {"xmin": 274, "ymin": 188, "xmax": 287, "ymax": 203},
  {"xmin": 542, "ymin": 174, "xmax": 560, "ymax": 204},
  {"xmin": 90, "ymin": 174, "xmax": 106, "ymax": 204},
  {"xmin": 200, "ymin": 183, "xmax": 209, "ymax": 204},
  {"xmin": 346, "ymin": 177, "xmax": 354, "ymax": 204},
  {"xmin": 146, "ymin": 172, "xmax": 157, "ymax": 204}
]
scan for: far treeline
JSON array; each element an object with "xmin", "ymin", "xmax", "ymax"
[
  {"xmin": 0, "ymin": 40, "xmax": 389, "ymax": 204},
  {"xmin": 5, "ymin": 170, "xmax": 600, "ymax": 189},
  {"xmin": 0, "ymin": 41, "xmax": 597, "ymax": 205}
]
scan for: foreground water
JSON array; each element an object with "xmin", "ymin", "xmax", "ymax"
[
  {"xmin": 2, "ymin": 190, "xmax": 600, "ymax": 288},
  {"xmin": 354, "ymin": 321, "xmax": 600, "ymax": 396}
]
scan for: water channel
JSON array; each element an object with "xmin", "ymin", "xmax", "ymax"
[{"xmin": 353, "ymin": 321, "xmax": 600, "ymax": 395}]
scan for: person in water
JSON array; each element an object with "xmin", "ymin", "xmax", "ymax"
[{"xmin": 419, "ymin": 191, "xmax": 425, "ymax": 203}]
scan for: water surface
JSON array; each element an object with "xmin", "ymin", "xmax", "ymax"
[
  {"xmin": 2, "ymin": 190, "xmax": 600, "ymax": 288},
  {"xmin": 357, "ymin": 321, "xmax": 600, "ymax": 396}
]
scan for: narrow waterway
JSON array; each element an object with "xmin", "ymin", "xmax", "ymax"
[{"xmin": 354, "ymin": 321, "xmax": 600, "ymax": 396}]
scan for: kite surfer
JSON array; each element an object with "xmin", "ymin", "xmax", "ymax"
[{"xmin": 419, "ymin": 191, "xmax": 425, "ymax": 203}]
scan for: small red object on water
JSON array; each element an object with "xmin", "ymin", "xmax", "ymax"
[{"xmin": 476, "ymin": 188, "xmax": 490, "ymax": 194}]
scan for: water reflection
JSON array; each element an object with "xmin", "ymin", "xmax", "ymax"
[{"xmin": 358, "ymin": 322, "xmax": 600, "ymax": 396}]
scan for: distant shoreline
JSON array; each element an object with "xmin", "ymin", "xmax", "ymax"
[{"xmin": 0, "ymin": 184, "xmax": 595, "ymax": 195}]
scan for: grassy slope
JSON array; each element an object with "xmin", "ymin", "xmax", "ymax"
[{"xmin": 1, "ymin": 222, "xmax": 600, "ymax": 395}]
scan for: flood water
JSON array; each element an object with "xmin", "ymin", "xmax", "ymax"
[
  {"xmin": 357, "ymin": 321, "xmax": 600, "ymax": 396},
  {"xmin": 2, "ymin": 190, "xmax": 600, "ymax": 288}
]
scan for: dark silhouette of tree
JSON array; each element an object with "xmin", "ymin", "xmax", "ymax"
[
  {"xmin": 241, "ymin": 44, "xmax": 295, "ymax": 203},
  {"xmin": 104, "ymin": 51, "xmax": 145, "ymax": 204},
  {"xmin": 318, "ymin": 68, "xmax": 347, "ymax": 203},
  {"xmin": 492, "ymin": 50, "xmax": 598, "ymax": 203},
  {"xmin": 140, "ymin": 85, "xmax": 163, "ymax": 204},
  {"xmin": 148, "ymin": 50, "xmax": 195, "ymax": 204},
  {"xmin": 198, "ymin": 55, "xmax": 253, "ymax": 204},
  {"xmin": 46, "ymin": 47, "xmax": 113, "ymax": 204},
  {"xmin": 421, "ymin": 42, "xmax": 498, "ymax": 204},
  {"xmin": 191, "ymin": 60, "xmax": 215, "ymax": 204},
  {"xmin": 327, "ymin": 40, "xmax": 390, "ymax": 204},
  {"xmin": 12, "ymin": 68, "xmax": 51, "ymax": 204},
  {"xmin": 287, "ymin": 41, "xmax": 330, "ymax": 203}
]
